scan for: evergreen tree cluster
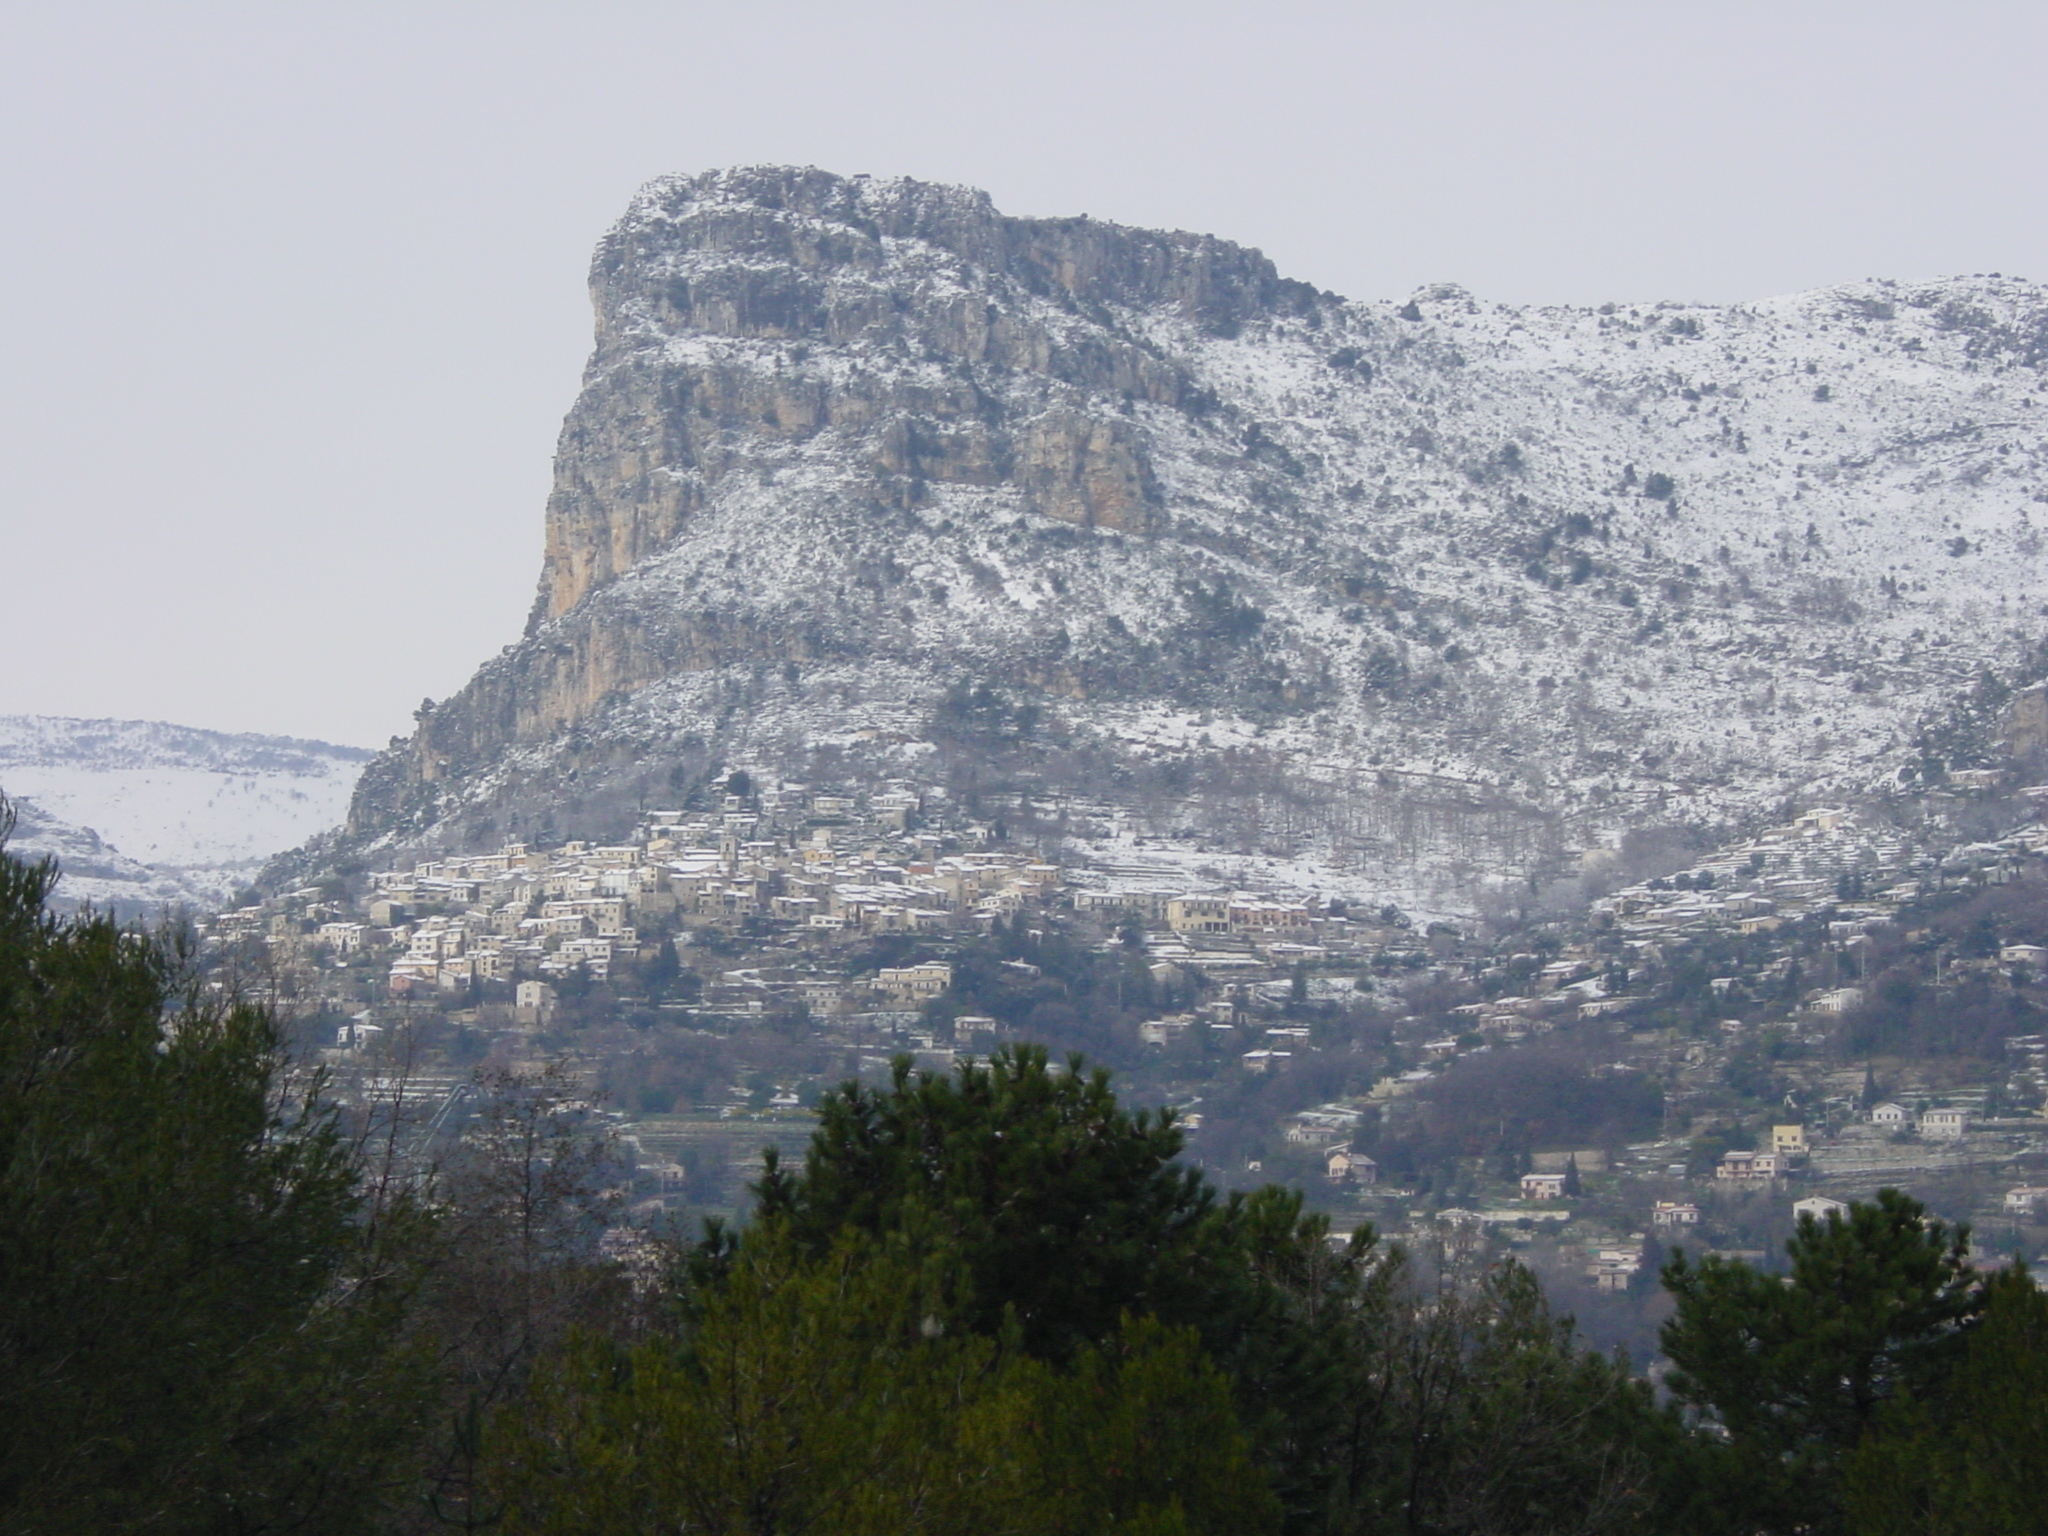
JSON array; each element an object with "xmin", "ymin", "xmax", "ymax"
[{"xmin": 2, "ymin": 807, "xmax": 2045, "ymax": 1534}]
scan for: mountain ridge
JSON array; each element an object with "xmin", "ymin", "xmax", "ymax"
[
  {"xmin": 0, "ymin": 716, "xmax": 370, "ymax": 910},
  {"xmin": 337, "ymin": 166, "xmax": 2048, "ymax": 913}
]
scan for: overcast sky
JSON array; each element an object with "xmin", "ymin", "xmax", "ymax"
[{"xmin": 3, "ymin": 1, "xmax": 2044, "ymax": 748}]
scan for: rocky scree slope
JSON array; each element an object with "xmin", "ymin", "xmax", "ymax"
[{"xmin": 343, "ymin": 166, "xmax": 2048, "ymax": 910}]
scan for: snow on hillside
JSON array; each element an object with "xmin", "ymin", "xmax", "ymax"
[
  {"xmin": 351, "ymin": 170, "xmax": 2048, "ymax": 916},
  {"xmin": 0, "ymin": 717, "xmax": 371, "ymax": 909},
  {"xmin": 1, "ymin": 795, "xmax": 200, "ymax": 916}
]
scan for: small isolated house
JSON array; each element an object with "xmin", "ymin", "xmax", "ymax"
[
  {"xmin": 1794, "ymin": 1196, "xmax": 1848, "ymax": 1223},
  {"xmin": 334, "ymin": 1015, "xmax": 383, "ymax": 1052},
  {"xmin": 1716, "ymin": 1150, "xmax": 1786, "ymax": 1181},
  {"xmin": 1326, "ymin": 1147, "xmax": 1377, "ymax": 1184},
  {"xmin": 2003, "ymin": 1186, "xmax": 2048, "ymax": 1216},
  {"xmin": 1286, "ymin": 1121, "xmax": 1346, "ymax": 1147},
  {"xmin": 1808, "ymin": 987, "xmax": 1866, "ymax": 1015},
  {"xmin": 514, "ymin": 980, "xmax": 559, "ymax": 1025},
  {"xmin": 1521, "ymin": 1172, "xmax": 1568, "ymax": 1201},
  {"xmin": 1919, "ymin": 1107, "xmax": 1968, "ymax": 1140}
]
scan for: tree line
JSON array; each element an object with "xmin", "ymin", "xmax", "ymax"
[{"xmin": 1, "ymin": 809, "xmax": 2043, "ymax": 1534}]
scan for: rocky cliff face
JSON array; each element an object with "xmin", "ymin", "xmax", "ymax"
[
  {"xmin": 345, "ymin": 166, "xmax": 2048, "ymax": 911},
  {"xmin": 528, "ymin": 168, "xmax": 1309, "ymax": 627}
]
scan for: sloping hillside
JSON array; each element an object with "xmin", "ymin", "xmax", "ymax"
[
  {"xmin": 0, "ymin": 717, "xmax": 370, "ymax": 909},
  {"xmin": 341, "ymin": 168, "xmax": 2048, "ymax": 911}
]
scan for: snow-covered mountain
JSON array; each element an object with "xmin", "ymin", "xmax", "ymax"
[
  {"xmin": 339, "ymin": 167, "xmax": 2048, "ymax": 913},
  {"xmin": 0, "ymin": 717, "xmax": 371, "ymax": 911}
]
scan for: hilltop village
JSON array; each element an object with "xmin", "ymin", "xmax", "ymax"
[{"xmin": 211, "ymin": 772, "xmax": 2048, "ymax": 1351}]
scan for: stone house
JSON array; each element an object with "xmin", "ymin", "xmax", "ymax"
[
  {"xmin": 1137, "ymin": 1015, "xmax": 1194, "ymax": 1046},
  {"xmin": 1919, "ymin": 1107, "xmax": 1968, "ymax": 1140},
  {"xmin": 1807, "ymin": 987, "xmax": 1866, "ymax": 1015},
  {"xmin": 1325, "ymin": 1147, "xmax": 1377, "ymax": 1184},
  {"xmin": 1716, "ymin": 1149, "xmax": 1786, "ymax": 1181},
  {"xmin": 877, "ymin": 961, "xmax": 952, "ymax": 1001},
  {"xmin": 1284, "ymin": 1116, "xmax": 1351, "ymax": 1147},
  {"xmin": 1585, "ymin": 1245, "xmax": 1642, "ymax": 1292}
]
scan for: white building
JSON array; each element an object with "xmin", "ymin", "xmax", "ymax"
[
  {"xmin": 335, "ymin": 1015, "xmax": 383, "ymax": 1051},
  {"xmin": 1807, "ymin": 987, "xmax": 1866, "ymax": 1015},
  {"xmin": 877, "ymin": 961, "xmax": 953, "ymax": 1000},
  {"xmin": 1919, "ymin": 1107, "xmax": 1968, "ymax": 1140}
]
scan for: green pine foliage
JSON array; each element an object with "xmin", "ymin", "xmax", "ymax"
[
  {"xmin": 1842, "ymin": 1264, "xmax": 2048, "ymax": 1535},
  {"xmin": 492, "ymin": 1228, "xmax": 1278, "ymax": 1536},
  {"xmin": 698, "ymin": 1046, "xmax": 1670, "ymax": 1536},
  {"xmin": 0, "ymin": 807, "xmax": 430, "ymax": 1534},
  {"xmin": 1314, "ymin": 1253, "xmax": 1667, "ymax": 1536},
  {"xmin": 1658, "ymin": 1190, "xmax": 1988, "ymax": 1536},
  {"xmin": 752, "ymin": 1046, "xmax": 1217, "ymax": 1360}
]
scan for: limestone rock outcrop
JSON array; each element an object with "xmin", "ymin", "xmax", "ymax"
[
  {"xmin": 529, "ymin": 168, "xmax": 1313, "ymax": 628},
  {"xmin": 342, "ymin": 166, "xmax": 2048, "ymax": 909}
]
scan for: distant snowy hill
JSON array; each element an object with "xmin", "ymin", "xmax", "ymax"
[{"xmin": 0, "ymin": 717, "xmax": 372, "ymax": 912}]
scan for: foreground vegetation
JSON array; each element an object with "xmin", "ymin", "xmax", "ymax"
[{"xmin": 2, "ymin": 814, "xmax": 2045, "ymax": 1535}]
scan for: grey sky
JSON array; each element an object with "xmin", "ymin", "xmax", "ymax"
[{"xmin": 3, "ymin": 1, "xmax": 2043, "ymax": 747}]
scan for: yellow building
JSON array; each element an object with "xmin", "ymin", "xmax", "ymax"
[{"xmin": 1166, "ymin": 896, "xmax": 1230, "ymax": 934}]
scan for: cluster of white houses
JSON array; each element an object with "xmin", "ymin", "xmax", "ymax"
[
  {"xmin": 209, "ymin": 786, "xmax": 1391, "ymax": 1006},
  {"xmin": 1866, "ymin": 1101, "xmax": 1973, "ymax": 1138},
  {"xmin": 1589, "ymin": 808, "xmax": 1914, "ymax": 943}
]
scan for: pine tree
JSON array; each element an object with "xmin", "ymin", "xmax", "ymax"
[
  {"xmin": 0, "ymin": 803, "xmax": 428, "ymax": 1533},
  {"xmin": 1658, "ymin": 1190, "xmax": 1984, "ymax": 1535},
  {"xmin": 741, "ymin": 1045, "xmax": 1377, "ymax": 1525},
  {"xmin": 491, "ymin": 1228, "xmax": 1280, "ymax": 1536},
  {"xmin": 1842, "ymin": 1264, "xmax": 2048, "ymax": 1535},
  {"xmin": 751, "ymin": 1044, "xmax": 1217, "ymax": 1360}
]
